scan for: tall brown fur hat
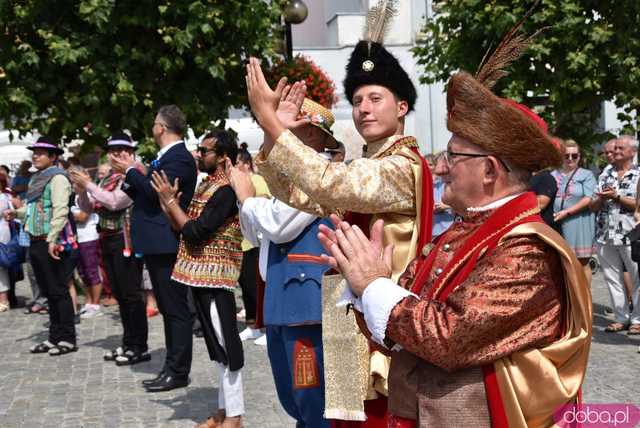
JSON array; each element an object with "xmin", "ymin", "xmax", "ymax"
[
  {"xmin": 446, "ymin": 71, "xmax": 562, "ymax": 172},
  {"xmin": 446, "ymin": 0, "xmax": 562, "ymax": 172}
]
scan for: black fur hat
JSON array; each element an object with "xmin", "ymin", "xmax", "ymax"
[{"xmin": 343, "ymin": 41, "xmax": 417, "ymax": 111}]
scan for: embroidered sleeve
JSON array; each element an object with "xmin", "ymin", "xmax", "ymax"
[
  {"xmin": 255, "ymin": 130, "xmax": 416, "ymax": 215},
  {"xmin": 256, "ymin": 159, "xmax": 333, "ymax": 217},
  {"xmin": 385, "ymin": 236, "xmax": 563, "ymax": 371}
]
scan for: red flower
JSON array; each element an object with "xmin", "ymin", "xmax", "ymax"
[{"xmin": 264, "ymin": 54, "xmax": 337, "ymax": 108}]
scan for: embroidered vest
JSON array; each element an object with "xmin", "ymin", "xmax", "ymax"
[
  {"xmin": 25, "ymin": 182, "xmax": 53, "ymax": 236},
  {"xmin": 95, "ymin": 174, "xmax": 130, "ymax": 231},
  {"xmin": 265, "ymin": 217, "xmax": 332, "ymax": 326},
  {"xmin": 171, "ymin": 172, "xmax": 243, "ymax": 289}
]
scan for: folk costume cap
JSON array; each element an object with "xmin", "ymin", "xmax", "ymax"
[
  {"xmin": 343, "ymin": 0, "xmax": 417, "ymax": 111},
  {"xmin": 299, "ymin": 98, "xmax": 339, "ymax": 149},
  {"xmin": 105, "ymin": 132, "xmax": 136, "ymax": 150},
  {"xmin": 28, "ymin": 136, "xmax": 64, "ymax": 155},
  {"xmin": 446, "ymin": 4, "xmax": 562, "ymax": 172}
]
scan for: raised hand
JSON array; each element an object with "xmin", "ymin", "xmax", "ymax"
[
  {"xmin": 150, "ymin": 170, "xmax": 179, "ymax": 207},
  {"xmin": 68, "ymin": 169, "xmax": 92, "ymax": 190},
  {"xmin": 109, "ymin": 151, "xmax": 135, "ymax": 174},
  {"xmin": 225, "ymin": 158, "xmax": 255, "ymax": 204},
  {"xmin": 319, "ymin": 218, "xmax": 394, "ymax": 296},
  {"xmin": 276, "ymin": 80, "xmax": 310, "ymax": 131},
  {"xmin": 246, "ymin": 57, "xmax": 287, "ymax": 129}
]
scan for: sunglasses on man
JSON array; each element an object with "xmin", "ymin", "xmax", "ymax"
[
  {"xmin": 564, "ymin": 153, "xmax": 579, "ymax": 160},
  {"xmin": 196, "ymin": 147, "xmax": 216, "ymax": 156}
]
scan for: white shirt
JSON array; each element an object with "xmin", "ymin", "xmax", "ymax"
[
  {"xmin": 71, "ymin": 195, "xmax": 100, "ymax": 243},
  {"xmin": 156, "ymin": 140, "xmax": 184, "ymax": 159},
  {"xmin": 239, "ymin": 197, "xmax": 317, "ymax": 281}
]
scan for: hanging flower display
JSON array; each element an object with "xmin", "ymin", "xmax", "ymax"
[{"xmin": 265, "ymin": 54, "xmax": 338, "ymax": 109}]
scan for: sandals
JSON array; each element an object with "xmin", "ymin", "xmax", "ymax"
[
  {"xmin": 48, "ymin": 341, "xmax": 78, "ymax": 356},
  {"xmin": 605, "ymin": 322, "xmax": 628, "ymax": 333},
  {"xmin": 628, "ymin": 324, "xmax": 640, "ymax": 335},
  {"xmin": 30, "ymin": 340, "xmax": 56, "ymax": 354},
  {"xmin": 24, "ymin": 304, "xmax": 48, "ymax": 315},
  {"xmin": 104, "ymin": 347, "xmax": 126, "ymax": 361},
  {"xmin": 115, "ymin": 349, "xmax": 151, "ymax": 366},
  {"xmin": 194, "ymin": 411, "xmax": 225, "ymax": 428}
]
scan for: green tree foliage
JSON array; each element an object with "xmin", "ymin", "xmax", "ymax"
[
  {"xmin": 0, "ymin": 0, "xmax": 285, "ymax": 154},
  {"xmin": 413, "ymin": 0, "xmax": 640, "ymax": 150}
]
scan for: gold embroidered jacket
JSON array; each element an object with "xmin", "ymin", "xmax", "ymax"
[{"xmin": 256, "ymin": 129, "xmax": 426, "ymax": 281}]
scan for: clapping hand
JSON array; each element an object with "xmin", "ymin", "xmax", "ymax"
[
  {"xmin": 246, "ymin": 57, "xmax": 287, "ymax": 129},
  {"xmin": 150, "ymin": 170, "xmax": 180, "ymax": 209},
  {"xmin": 318, "ymin": 214, "xmax": 394, "ymax": 297},
  {"xmin": 68, "ymin": 168, "xmax": 92, "ymax": 191},
  {"xmin": 277, "ymin": 81, "xmax": 310, "ymax": 131},
  {"xmin": 225, "ymin": 158, "xmax": 255, "ymax": 204},
  {"xmin": 109, "ymin": 151, "xmax": 136, "ymax": 174}
]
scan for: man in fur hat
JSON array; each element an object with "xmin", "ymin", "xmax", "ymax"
[
  {"xmin": 317, "ymin": 40, "xmax": 592, "ymax": 428},
  {"xmin": 245, "ymin": 3, "xmax": 432, "ymax": 423}
]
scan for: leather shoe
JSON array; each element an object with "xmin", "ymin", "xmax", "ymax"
[
  {"xmin": 141, "ymin": 371, "xmax": 165, "ymax": 386},
  {"xmin": 144, "ymin": 374, "xmax": 189, "ymax": 392}
]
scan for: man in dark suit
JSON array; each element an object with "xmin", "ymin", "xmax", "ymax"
[{"xmin": 111, "ymin": 105, "xmax": 197, "ymax": 392}]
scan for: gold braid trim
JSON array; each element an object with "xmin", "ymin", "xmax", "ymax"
[
  {"xmin": 375, "ymin": 136, "xmax": 419, "ymax": 159},
  {"xmin": 431, "ymin": 206, "xmax": 540, "ymax": 299}
]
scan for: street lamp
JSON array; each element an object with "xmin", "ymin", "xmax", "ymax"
[{"xmin": 283, "ymin": 0, "xmax": 308, "ymax": 60}]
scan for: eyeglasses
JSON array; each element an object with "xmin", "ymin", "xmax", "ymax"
[
  {"xmin": 153, "ymin": 121, "xmax": 167, "ymax": 129},
  {"xmin": 196, "ymin": 147, "xmax": 216, "ymax": 156},
  {"xmin": 565, "ymin": 153, "xmax": 579, "ymax": 160},
  {"xmin": 441, "ymin": 150, "xmax": 511, "ymax": 172}
]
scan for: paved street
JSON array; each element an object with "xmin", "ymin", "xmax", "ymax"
[{"xmin": 1, "ymin": 272, "xmax": 639, "ymax": 427}]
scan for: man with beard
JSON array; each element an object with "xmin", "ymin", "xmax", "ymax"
[
  {"xmin": 151, "ymin": 130, "xmax": 244, "ymax": 428},
  {"xmin": 110, "ymin": 105, "xmax": 197, "ymax": 392}
]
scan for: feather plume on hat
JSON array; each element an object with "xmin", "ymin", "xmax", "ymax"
[
  {"xmin": 474, "ymin": 1, "xmax": 547, "ymax": 89},
  {"xmin": 363, "ymin": 0, "xmax": 398, "ymax": 45},
  {"xmin": 343, "ymin": 0, "xmax": 417, "ymax": 110},
  {"xmin": 446, "ymin": 0, "xmax": 562, "ymax": 172}
]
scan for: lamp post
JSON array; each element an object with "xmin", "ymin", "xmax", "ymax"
[{"xmin": 283, "ymin": 0, "xmax": 308, "ymax": 60}]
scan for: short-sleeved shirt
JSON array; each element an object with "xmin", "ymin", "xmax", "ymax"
[
  {"xmin": 595, "ymin": 164, "xmax": 640, "ymax": 245},
  {"xmin": 529, "ymin": 171, "xmax": 557, "ymax": 228}
]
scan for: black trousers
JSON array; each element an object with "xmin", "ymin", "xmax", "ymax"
[
  {"xmin": 144, "ymin": 253, "xmax": 192, "ymax": 379},
  {"xmin": 238, "ymin": 247, "xmax": 259, "ymax": 322},
  {"xmin": 29, "ymin": 240, "xmax": 76, "ymax": 345},
  {"xmin": 191, "ymin": 287, "xmax": 244, "ymax": 371},
  {"xmin": 100, "ymin": 233, "xmax": 148, "ymax": 352}
]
